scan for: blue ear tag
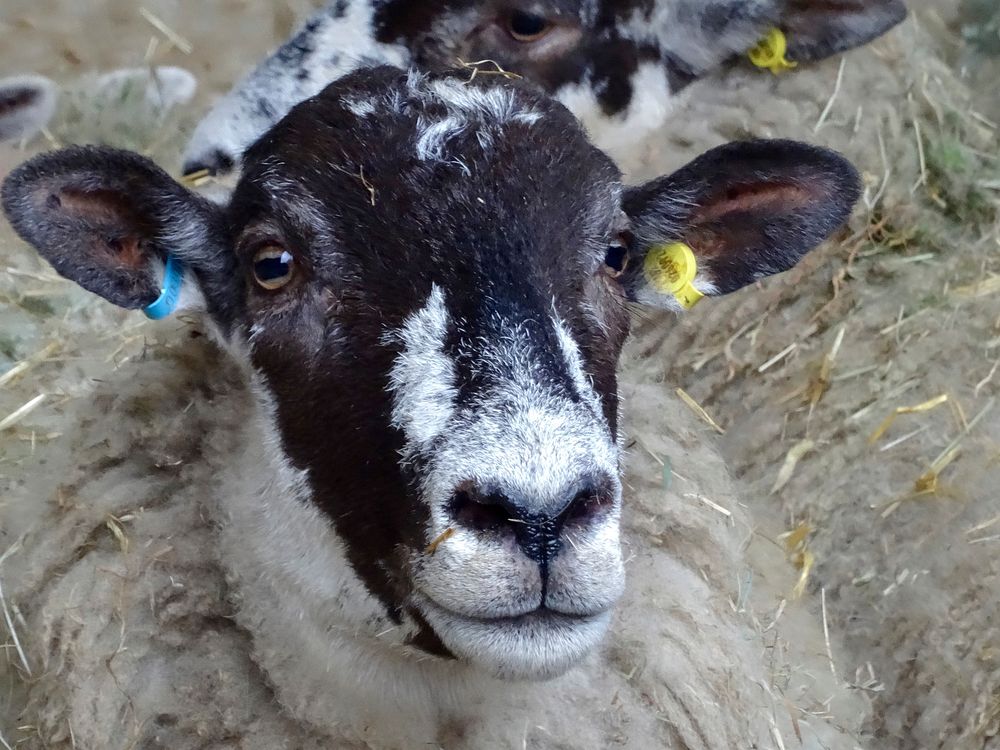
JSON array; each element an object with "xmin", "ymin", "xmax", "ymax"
[{"xmin": 143, "ymin": 254, "xmax": 185, "ymax": 320}]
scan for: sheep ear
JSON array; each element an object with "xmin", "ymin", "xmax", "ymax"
[
  {"xmin": 1, "ymin": 145, "xmax": 229, "ymax": 313},
  {"xmin": 622, "ymin": 140, "xmax": 860, "ymax": 311},
  {"xmin": 0, "ymin": 75, "xmax": 58, "ymax": 144},
  {"xmin": 780, "ymin": 0, "xmax": 907, "ymax": 62}
]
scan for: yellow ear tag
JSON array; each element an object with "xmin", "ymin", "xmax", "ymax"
[
  {"xmin": 644, "ymin": 242, "xmax": 704, "ymax": 310},
  {"xmin": 748, "ymin": 27, "xmax": 798, "ymax": 75}
]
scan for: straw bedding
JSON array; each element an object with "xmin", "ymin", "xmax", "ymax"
[
  {"xmin": 1, "ymin": 1, "xmax": 997, "ymax": 747},
  {"xmin": 0, "ymin": 330, "xmax": 861, "ymax": 748}
]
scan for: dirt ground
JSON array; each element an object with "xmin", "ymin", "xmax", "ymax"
[{"xmin": 1, "ymin": 1, "xmax": 999, "ymax": 748}]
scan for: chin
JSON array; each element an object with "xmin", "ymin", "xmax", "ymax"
[{"xmin": 416, "ymin": 596, "xmax": 613, "ymax": 681}]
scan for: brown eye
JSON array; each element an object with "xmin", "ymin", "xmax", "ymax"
[
  {"xmin": 253, "ymin": 245, "xmax": 295, "ymax": 290},
  {"xmin": 604, "ymin": 236, "xmax": 629, "ymax": 278},
  {"xmin": 506, "ymin": 10, "xmax": 554, "ymax": 42}
]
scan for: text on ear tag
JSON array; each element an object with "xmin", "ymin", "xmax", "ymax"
[
  {"xmin": 748, "ymin": 28, "xmax": 798, "ymax": 75},
  {"xmin": 644, "ymin": 242, "xmax": 704, "ymax": 310}
]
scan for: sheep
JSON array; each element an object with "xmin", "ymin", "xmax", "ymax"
[
  {"xmin": 613, "ymin": 5, "xmax": 1000, "ymax": 748},
  {"xmin": 0, "ymin": 68, "xmax": 198, "ymax": 147},
  {"xmin": 0, "ymin": 66, "xmax": 865, "ymax": 749},
  {"xmin": 182, "ymin": 0, "xmax": 907, "ymax": 177}
]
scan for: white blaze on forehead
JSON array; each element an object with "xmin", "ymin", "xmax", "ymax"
[
  {"xmin": 342, "ymin": 96, "xmax": 377, "ymax": 118},
  {"xmin": 385, "ymin": 286, "xmax": 620, "ymax": 517},
  {"xmin": 423, "ymin": 76, "xmax": 542, "ymax": 125},
  {"xmin": 342, "ymin": 71, "xmax": 544, "ymax": 163},
  {"xmin": 405, "ymin": 72, "xmax": 543, "ymax": 162},
  {"xmin": 386, "ymin": 284, "xmax": 458, "ymax": 450},
  {"xmin": 415, "ymin": 115, "xmax": 467, "ymax": 162},
  {"xmin": 553, "ymin": 313, "xmax": 604, "ymax": 419}
]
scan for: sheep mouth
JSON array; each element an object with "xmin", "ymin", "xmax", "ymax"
[{"xmin": 414, "ymin": 594, "xmax": 612, "ymax": 681}]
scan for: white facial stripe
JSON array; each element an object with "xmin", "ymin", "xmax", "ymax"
[
  {"xmin": 384, "ymin": 287, "xmax": 620, "ymax": 520},
  {"xmin": 420, "ymin": 313, "xmax": 620, "ymax": 524},
  {"xmin": 552, "ymin": 313, "xmax": 605, "ymax": 419},
  {"xmin": 385, "ymin": 284, "xmax": 458, "ymax": 452}
]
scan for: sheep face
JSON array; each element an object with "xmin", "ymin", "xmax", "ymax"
[
  {"xmin": 232, "ymin": 67, "xmax": 633, "ymax": 679},
  {"xmin": 2, "ymin": 66, "xmax": 861, "ymax": 681},
  {"xmin": 183, "ymin": 0, "xmax": 907, "ymax": 177}
]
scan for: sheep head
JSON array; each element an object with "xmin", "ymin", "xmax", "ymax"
[{"xmin": 2, "ymin": 66, "xmax": 859, "ymax": 680}]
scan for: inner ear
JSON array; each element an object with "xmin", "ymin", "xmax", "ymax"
[
  {"xmin": 693, "ymin": 181, "xmax": 817, "ymax": 226},
  {"xmin": 622, "ymin": 139, "xmax": 861, "ymax": 304},
  {"xmin": 32, "ymin": 183, "xmax": 161, "ymax": 299},
  {"xmin": 3, "ymin": 145, "xmax": 228, "ymax": 313},
  {"xmin": 679, "ymin": 175, "xmax": 840, "ymax": 282}
]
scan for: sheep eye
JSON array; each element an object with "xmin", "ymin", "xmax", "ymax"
[
  {"xmin": 506, "ymin": 10, "xmax": 554, "ymax": 42},
  {"xmin": 604, "ymin": 237, "xmax": 629, "ymax": 278},
  {"xmin": 253, "ymin": 246, "xmax": 295, "ymax": 290}
]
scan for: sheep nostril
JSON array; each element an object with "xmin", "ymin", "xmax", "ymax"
[
  {"xmin": 450, "ymin": 489, "xmax": 516, "ymax": 535},
  {"xmin": 564, "ymin": 488, "xmax": 613, "ymax": 526},
  {"xmin": 445, "ymin": 480, "xmax": 615, "ymax": 565},
  {"xmin": 182, "ymin": 149, "xmax": 235, "ymax": 178}
]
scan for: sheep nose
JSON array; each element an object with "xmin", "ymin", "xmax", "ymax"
[
  {"xmin": 448, "ymin": 480, "xmax": 613, "ymax": 567},
  {"xmin": 182, "ymin": 148, "xmax": 236, "ymax": 178}
]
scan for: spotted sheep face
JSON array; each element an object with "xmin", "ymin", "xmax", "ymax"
[
  {"xmin": 2, "ymin": 67, "xmax": 859, "ymax": 679},
  {"xmin": 183, "ymin": 0, "xmax": 906, "ymax": 178}
]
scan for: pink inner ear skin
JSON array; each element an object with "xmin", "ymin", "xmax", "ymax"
[
  {"xmin": 692, "ymin": 181, "xmax": 816, "ymax": 225},
  {"xmin": 105, "ymin": 235, "xmax": 146, "ymax": 270},
  {"xmin": 52, "ymin": 187, "xmax": 139, "ymax": 224},
  {"xmin": 680, "ymin": 181, "xmax": 824, "ymax": 262},
  {"xmin": 39, "ymin": 187, "xmax": 152, "ymax": 270}
]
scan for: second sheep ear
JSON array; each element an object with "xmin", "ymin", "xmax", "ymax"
[
  {"xmin": 780, "ymin": 0, "xmax": 907, "ymax": 62},
  {"xmin": 2, "ymin": 145, "xmax": 232, "ymax": 314},
  {"xmin": 621, "ymin": 139, "xmax": 860, "ymax": 311}
]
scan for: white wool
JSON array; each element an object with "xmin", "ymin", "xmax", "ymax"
[
  {"xmin": 614, "ymin": 6, "xmax": 1000, "ymax": 749},
  {"xmin": 2, "ymin": 4, "xmax": 992, "ymax": 749},
  {"xmin": 0, "ymin": 331, "xmax": 863, "ymax": 749}
]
